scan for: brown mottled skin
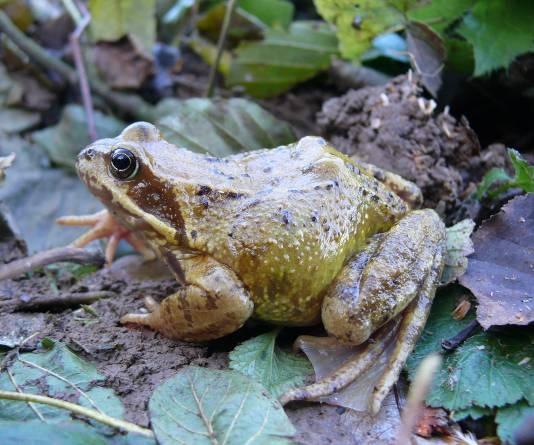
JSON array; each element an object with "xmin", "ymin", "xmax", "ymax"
[{"xmin": 66, "ymin": 122, "xmax": 446, "ymax": 413}]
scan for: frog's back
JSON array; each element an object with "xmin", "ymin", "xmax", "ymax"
[{"xmin": 188, "ymin": 137, "xmax": 408, "ymax": 325}]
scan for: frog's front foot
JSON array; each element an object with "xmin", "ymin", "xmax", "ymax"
[
  {"xmin": 280, "ymin": 209, "xmax": 445, "ymax": 414},
  {"xmin": 57, "ymin": 210, "xmax": 155, "ymax": 265}
]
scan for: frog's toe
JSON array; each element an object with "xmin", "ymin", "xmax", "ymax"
[
  {"xmin": 121, "ymin": 297, "xmax": 162, "ymax": 328},
  {"xmin": 57, "ymin": 209, "xmax": 154, "ymax": 264},
  {"xmin": 143, "ymin": 296, "xmax": 159, "ymax": 312},
  {"xmin": 120, "ymin": 312, "xmax": 159, "ymax": 330}
]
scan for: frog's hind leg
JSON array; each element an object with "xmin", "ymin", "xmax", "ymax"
[{"xmin": 280, "ymin": 209, "xmax": 445, "ymax": 414}]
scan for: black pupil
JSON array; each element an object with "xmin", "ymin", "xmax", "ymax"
[
  {"xmin": 112, "ymin": 152, "xmax": 131, "ymax": 170},
  {"xmin": 110, "ymin": 148, "xmax": 137, "ymax": 179}
]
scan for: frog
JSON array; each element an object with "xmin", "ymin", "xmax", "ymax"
[{"xmin": 59, "ymin": 121, "xmax": 446, "ymax": 414}]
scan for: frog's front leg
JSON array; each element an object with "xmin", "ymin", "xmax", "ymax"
[
  {"xmin": 57, "ymin": 210, "xmax": 155, "ymax": 264},
  {"xmin": 120, "ymin": 253, "xmax": 254, "ymax": 342},
  {"xmin": 280, "ymin": 209, "xmax": 445, "ymax": 414}
]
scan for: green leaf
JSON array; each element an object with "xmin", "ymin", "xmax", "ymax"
[
  {"xmin": 149, "ymin": 366, "xmax": 296, "ymax": 445},
  {"xmin": 0, "ymin": 421, "xmax": 156, "ymax": 445},
  {"xmin": 443, "ymin": 38, "xmax": 474, "ymax": 74},
  {"xmin": 0, "ymin": 339, "xmax": 124, "ymax": 423},
  {"xmin": 441, "ymin": 219, "xmax": 475, "ymax": 285},
  {"xmin": 88, "ymin": 0, "xmax": 156, "ymax": 57},
  {"xmin": 0, "ymin": 421, "xmax": 108, "ymax": 445},
  {"xmin": 407, "ymin": 288, "xmax": 534, "ymax": 411},
  {"xmin": 0, "ymin": 63, "xmax": 39, "ymax": 133},
  {"xmin": 458, "ymin": 0, "xmax": 534, "ymax": 75},
  {"xmin": 313, "ymin": 0, "xmax": 405, "ymax": 60},
  {"xmin": 496, "ymin": 401, "xmax": 534, "ymax": 445},
  {"xmin": 154, "ymin": 97, "xmax": 296, "ymax": 156},
  {"xmin": 229, "ymin": 330, "xmax": 313, "ymax": 398},
  {"xmin": 227, "ymin": 21, "xmax": 338, "ymax": 98},
  {"xmin": 408, "ymin": 0, "xmax": 475, "ymax": 34},
  {"xmin": 196, "ymin": 3, "xmax": 265, "ymax": 45},
  {"xmin": 0, "ymin": 108, "xmax": 40, "ymax": 133},
  {"xmin": 452, "ymin": 405, "xmax": 493, "ymax": 421},
  {"xmin": 474, "ymin": 167, "xmax": 511, "ymax": 199},
  {"xmin": 475, "ymin": 148, "xmax": 533, "ymax": 199},
  {"xmin": 0, "ymin": 134, "xmax": 101, "ymax": 251},
  {"xmin": 32, "ymin": 104, "xmax": 125, "ymax": 172},
  {"xmin": 406, "ymin": 285, "xmax": 477, "ymax": 378},
  {"xmin": 508, "ymin": 148, "xmax": 534, "ymax": 193},
  {"xmin": 239, "ymin": 0, "xmax": 294, "ymax": 28}
]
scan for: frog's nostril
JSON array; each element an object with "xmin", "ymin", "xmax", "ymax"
[{"xmin": 80, "ymin": 148, "xmax": 96, "ymax": 160}]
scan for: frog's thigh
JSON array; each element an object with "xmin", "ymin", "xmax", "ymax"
[
  {"xmin": 322, "ymin": 209, "xmax": 445, "ymax": 345},
  {"xmin": 120, "ymin": 255, "xmax": 253, "ymax": 342},
  {"xmin": 281, "ymin": 210, "xmax": 445, "ymax": 413}
]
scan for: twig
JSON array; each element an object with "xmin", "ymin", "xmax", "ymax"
[
  {"xmin": 2, "ymin": 291, "xmax": 117, "ymax": 312},
  {"xmin": 65, "ymin": 0, "xmax": 97, "ymax": 141},
  {"xmin": 205, "ymin": 0, "xmax": 238, "ymax": 97},
  {"xmin": 396, "ymin": 354, "xmax": 442, "ymax": 445},
  {"xmin": 0, "ymin": 247, "xmax": 105, "ymax": 281},
  {"xmin": 0, "ymin": 390, "xmax": 154, "ymax": 437},
  {"xmin": 0, "ymin": 10, "xmax": 74, "ymax": 81},
  {"xmin": 441, "ymin": 320, "xmax": 479, "ymax": 351},
  {"xmin": 6, "ymin": 368, "xmax": 46, "ymax": 422},
  {"xmin": 0, "ymin": 10, "xmax": 154, "ymax": 120}
]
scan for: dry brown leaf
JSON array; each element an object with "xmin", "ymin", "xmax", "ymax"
[{"xmin": 459, "ymin": 194, "xmax": 534, "ymax": 329}]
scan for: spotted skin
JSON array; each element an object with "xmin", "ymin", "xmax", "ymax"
[{"xmin": 70, "ymin": 121, "xmax": 446, "ymax": 413}]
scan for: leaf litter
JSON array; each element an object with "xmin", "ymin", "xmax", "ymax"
[
  {"xmin": 459, "ymin": 194, "xmax": 534, "ymax": 328},
  {"xmin": 0, "ymin": 1, "xmax": 531, "ymax": 443}
]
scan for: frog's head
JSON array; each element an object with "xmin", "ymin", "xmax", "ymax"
[{"xmin": 76, "ymin": 122, "xmax": 188, "ymax": 246}]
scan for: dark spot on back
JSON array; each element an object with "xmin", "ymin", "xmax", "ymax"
[
  {"xmin": 226, "ymin": 191, "xmax": 243, "ymax": 199},
  {"xmin": 281, "ymin": 209, "xmax": 292, "ymax": 225},
  {"xmin": 197, "ymin": 185, "xmax": 212, "ymax": 196}
]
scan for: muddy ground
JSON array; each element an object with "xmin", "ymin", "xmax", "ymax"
[
  {"xmin": 1, "ymin": 256, "xmax": 407, "ymax": 444},
  {"xmin": 0, "ymin": 58, "xmax": 519, "ymax": 444}
]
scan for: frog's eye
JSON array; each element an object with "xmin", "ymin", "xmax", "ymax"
[{"xmin": 110, "ymin": 148, "xmax": 138, "ymax": 180}]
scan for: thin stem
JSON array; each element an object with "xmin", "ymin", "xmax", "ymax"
[
  {"xmin": 0, "ymin": 246, "xmax": 104, "ymax": 281},
  {"xmin": 67, "ymin": 1, "xmax": 97, "ymax": 140},
  {"xmin": 205, "ymin": 0, "xmax": 238, "ymax": 97},
  {"xmin": 0, "ymin": 10, "xmax": 74, "ymax": 81},
  {"xmin": 2, "ymin": 291, "xmax": 117, "ymax": 312},
  {"xmin": 0, "ymin": 390, "xmax": 154, "ymax": 437},
  {"xmin": 441, "ymin": 320, "xmax": 479, "ymax": 351},
  {"xmin": 17, "ymin": 357, "xmax": 104, "ymax": 413},
  {"xmin": 0, "ymin": 10, "xmax": 153, "ymax": 120},
  {"xmin": 6, "ymin": 369, "xmax": 46, "ymax": 422}
]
